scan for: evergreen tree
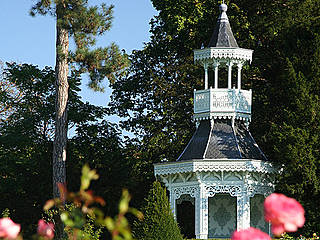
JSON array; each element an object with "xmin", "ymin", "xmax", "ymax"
[
  {"xmin": 132, "ymin": 181, "xmax": 183, "ymax": 240},
  {"xmin": 30, "ymin": 0, "xmax": 129, "ymax": 203},
  {"xmin": 267, "ymin": 59, "xmax": 320, "ymax": 235},
  {"xmin": 254, "ymin": 9, "xmax": 320, "ymax": 234}
]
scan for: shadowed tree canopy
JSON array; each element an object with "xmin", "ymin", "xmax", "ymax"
[
  {"xmin": 0, "ymin": 63, "xmax": 122, "ymax": 238},
  {"xmin": 0, "ymin": 63, "xmax": 108, "ymax": 136},
  {"xmin": 0, "ymin": 63, "xmax": 23, "ymax": 123}
]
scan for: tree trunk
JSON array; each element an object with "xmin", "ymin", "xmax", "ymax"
[
  {"xmin": 53, "ymin": 10, "xmax": 69, "ymax": 239},
  {"xmin": 53, "ymin": 23, "xmax": 69, "ymax": 199}
]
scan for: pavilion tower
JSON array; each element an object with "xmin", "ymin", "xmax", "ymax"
[{"xmin": 154, "ymin": 3, "xmax": 275, "ymax": 239}]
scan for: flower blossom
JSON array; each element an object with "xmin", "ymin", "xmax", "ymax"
[
  {"xmin": 264, "ymin": 193, "xmax": 305, "ymax": 236},
  {"xmin": 0, "ymin": 218, "xmax": 21, "ymax": 239},
  {"xmin": 37, "ymin": 219, "xmax": 54, "ymax": 239},
  {"xmin": 231, "ymin": 227, "xmax": 271, "ymax": 240}
]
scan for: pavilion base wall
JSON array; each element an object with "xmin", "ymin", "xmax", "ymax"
[{"xmin": 156, "ymin": 167, "xmax": 275, "ymax": 239}]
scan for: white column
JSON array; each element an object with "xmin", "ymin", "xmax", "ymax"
[
  {"xmin": 237, "ymin": 63, "xmax": 243, "ymax": 89},
  {"xmin": 237, "ymin": 192, "xmax": 250, "ymax": 230},
  {"xmin": 243, "ymin": 195, "xmax": 250, "ymax": 229},
  {"xmin": 204, "ymin": 63, "xmax": 209, "ymax": 89},
  {"xmin": 237, "ymin": 195, "xmax": 243, "ymax": 230},
  {"xmin": 169, "ymin": 187, "xmax": 177, "ymax": 219},
  {"xmin": 209, "ymin": 86, "xmax": 214, "ymax": 113},
  {"xmin": 227, "ymin": 61, "xmax": 233, "ymax": 89},
  {"xmin": 213, "ymin": 63, "xmax": 219, "ymax": 89},
  {"xmin": 195, "ymin": 193, "xmax": 200, "ymax": 238},
  {"xmin": 195, "ymin": 184, "xmax": 208, "ymax": 239}
]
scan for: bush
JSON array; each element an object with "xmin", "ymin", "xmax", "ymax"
[{"xmin": 132, "ymin": 181, "xmax": 183, "ymax": 240}]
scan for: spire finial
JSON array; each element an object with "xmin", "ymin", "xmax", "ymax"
[
  {"xmin": 207, "ymin": 0, "xmax": 238, "ymax": 47},
  {"xmin": 219, "ymin": 2, "xmax": 228, "ymax": 12}
]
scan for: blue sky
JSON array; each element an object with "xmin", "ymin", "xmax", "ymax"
[{"xmin": 1, "ymin": 0, "xmax": 158, "ymax": 112}]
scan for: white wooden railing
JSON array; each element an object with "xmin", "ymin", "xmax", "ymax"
[{"xmin": 194, "ymin": 88, "xmax": 252, "ymax": 115}]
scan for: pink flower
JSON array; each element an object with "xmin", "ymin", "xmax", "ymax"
[
  {"xmin": 232, "ymin": 227, "xmax": 271, "ymax": 240},
  {"xmin": 0, "ymin": 218, "xmax": 21, "ymax": 239},
  {"xmin": 37, "ymin": 219, "xmax": 54, "ymax": 239},
  {"xmin": 264, "ymin": 193, "xmax": 305, "ymax": 236}
]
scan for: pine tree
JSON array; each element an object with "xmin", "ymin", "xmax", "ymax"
[
  {"xmin": 133, "ymin": 181, "xmax": 183, "ymax": 240},
  {"xmin": 30, "ymin": 1, "xmax": 129, "ymax": 200},
  {"xmin": 30, "ymin": 1, "xmax": 128, "ymax": 238}
]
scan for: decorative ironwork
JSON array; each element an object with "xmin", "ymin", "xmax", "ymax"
[
  {"xmin": 247, "ymin": 185, "xmax": 274, "ymax": 197},
  {"xmin": 154, "ymin": 160, "xmax": 274, "ymax": 176},
  {"xmin": 205, "ymin": 185, "xmax": 242, "ymax": 197},
  {"xmin": 176, "ymin": 194, "xmax": 195, "ymax": 205},
  {"xmin": 173, "ymin": 186, "xmax": 200, "ymax": 199},
  {"xmin": 194, "ymin": 48, "xmax": 253, "ymax": 63},
  {"xmin": 194, "ymin": 91, "xmax": 210, "ymax": 112}
]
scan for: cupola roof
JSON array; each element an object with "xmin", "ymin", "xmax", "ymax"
[
  {"xmin": 208, "ymin": 3, "xmax": 238, "ymax": 48},
  {"xmin": 178, "ymin": 120, "xmax": 267, "ymax": 161}
]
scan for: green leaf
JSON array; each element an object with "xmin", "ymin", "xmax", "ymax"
[{"xmin": 80, "ymin": 164, "xmax": 99, "ymax": 191}]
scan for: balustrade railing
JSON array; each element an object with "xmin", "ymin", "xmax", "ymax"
[{"xmin": 194, "ymin": 88, "xmax": 252, "ymax": 116}]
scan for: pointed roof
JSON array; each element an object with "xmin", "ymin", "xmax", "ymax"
[
  {"xmin": 208, "ymin": 3, "xmax": 238, "ymax": 48},
  {"xmin": 177, "ymin": 120, "xmax": 267, "ymax": 161}
]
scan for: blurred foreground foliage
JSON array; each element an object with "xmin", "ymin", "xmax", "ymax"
[{"xmin": 43, "ymin": 164, "xmax": 142, "ymax": 240}]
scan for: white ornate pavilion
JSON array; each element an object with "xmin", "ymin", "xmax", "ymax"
[{"xmin": 154, "ymin": 3, "xmax": 275, "ymax": 239}]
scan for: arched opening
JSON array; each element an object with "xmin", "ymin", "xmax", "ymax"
[{"xmin": 176, "ymin": 195, "xmax": 195, "ymax": 239}]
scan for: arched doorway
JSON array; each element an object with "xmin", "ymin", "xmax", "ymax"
[{"xmin": 176, "ymin": 195, "xmax": 195, "ymax": 239}]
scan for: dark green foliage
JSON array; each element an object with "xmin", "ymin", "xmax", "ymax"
[
  {"xmin": 251, "ymin": 4, "xmax": 320, "ymax": 234},
  {"xmin": 133, "ymin": 181, "xmax": 183, "ymax": 240},
  {"xmin": 0, "ymin": 64, "xmax": 58, "ymax": 236},
  {"xmin": 0, "ymin": 63, "xmax": 124, "ymax": 238},
  {"xmin": 265, "ymin": 59, "xmax": 320, "ymax": 235},
  {"xmin": 68, "ymin": 121, "xmax": 130, "ymax": 217}
]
